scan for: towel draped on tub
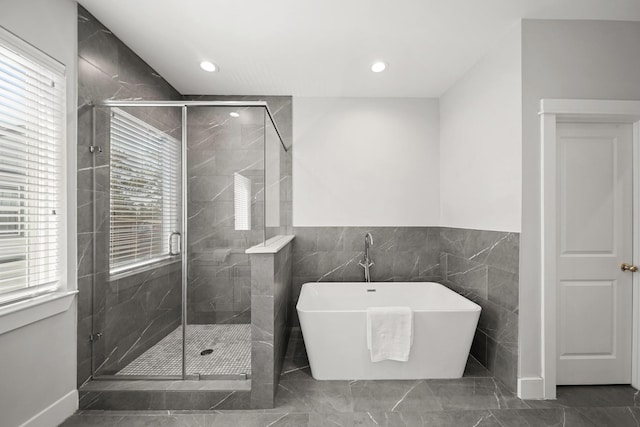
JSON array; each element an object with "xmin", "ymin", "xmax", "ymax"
[{"xmin": 366, "ymin": 306, "xmax": 414, "ymax": 362}]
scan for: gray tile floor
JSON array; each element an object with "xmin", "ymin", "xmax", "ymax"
[
  {"xmin": 117, "ymin": 324, "xmax": 251, "ymax": 377},
  {"xmin": 63, "ymin": 329, "xmax": 640, "ymax": 426}
]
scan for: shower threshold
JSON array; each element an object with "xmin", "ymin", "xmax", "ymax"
[{"xmin": 81, "ymin": 378, "xmax": 251, "ymax": 392}]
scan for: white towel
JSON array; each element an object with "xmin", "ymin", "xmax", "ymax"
[{"xmin": 366, "ymin": 306, "xmax": 413, "ymax": 362}]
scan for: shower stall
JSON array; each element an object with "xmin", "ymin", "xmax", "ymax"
[{"xmin": 85, "ymin": 100, "xmax": 291, "ymax": 385}]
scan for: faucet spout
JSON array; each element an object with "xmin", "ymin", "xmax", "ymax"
[{"xmin": 359, "ymin": 233, "xmax": 374, "ymax": 282}]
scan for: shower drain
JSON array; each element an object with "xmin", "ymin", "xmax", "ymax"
[{"xmin": 200, "ymin": 349, "xmax": 214, "ymax": 356}]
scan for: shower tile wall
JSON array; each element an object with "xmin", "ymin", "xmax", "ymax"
[
  {"xmin": 184, "ymin": 96, "xmax": 292, "ymax": 325},
  {"xmin": 77, "ymin": 6, "xmax": 182, "ymax": 385},
  {"xmin": 185, "ymin": 107, "xmax": 263, "ymax": 324},
  {"xmin": 186, "ymin": 95, "xmax": 293, "ymax": 237},
  {"xmin": 439, "ymin": 227, "xmax": 519, "ymax": 391}
]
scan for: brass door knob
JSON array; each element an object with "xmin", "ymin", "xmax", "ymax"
[{"xmin": 621, "ymin": 263, "xmax": 638, "ymax": 272}]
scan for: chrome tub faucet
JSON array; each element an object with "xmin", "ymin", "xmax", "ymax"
[{"xmin": 359, "ymin": 232, "xmax": 374, "ymax": 283}]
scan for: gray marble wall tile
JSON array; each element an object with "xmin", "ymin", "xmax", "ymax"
[
  {"xmin": 76, "ymin": 6, "xmax": 183, "ymax": 386},
  {"xmin": 488, "ymin": 267, "xmax": 519, "ymax": 313},
  {"xmin": 92, "ymin": 262, "xmax": 183, "ymax": 375},
  {"xmin": 440, "ymin": 227, "xmax": 519, "ymax": 275},
  {"xmin": 274, "ymin": 242, "xmax": 293, "ymax": 385},
  {"xmin": 249, "ymin": 239, "xmax": 294, "ymax": 409},
  {"xmin": 186, "ymin": 95, "xmax": 293, "ymax": 240},
  {"xmin": 440, "ymin": 227, "xmax": 520, "ymax": 391},
  {"xmin": 446, "ymin": 254, "xmax": 489, "ymax": 298},
  {"xmin": 290, "ymin": 226, "xmax": 441, "ymax": 325},
  {"xmin": 252, "ymin": 338, "xmax": 275, "ymax": 388}
]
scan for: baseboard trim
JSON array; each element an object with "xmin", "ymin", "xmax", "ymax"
[
  {"xmin": 517, "ymin": 376, "xmax": 545, "ymax": 400},
  {"xmin": 20, "ymin": 389, "xmax": 78, "ymax": 427}
]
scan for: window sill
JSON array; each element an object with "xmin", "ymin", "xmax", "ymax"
[{"xmin": 0, "ymin": 290, "xmax": 78, "ymax": 335}]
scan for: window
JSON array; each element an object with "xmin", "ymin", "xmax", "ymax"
[
  {"xmin": 234, "ymin": 172, "xmax": 251, "ymax": 231},
  {"xmin": 0, "ymin": 27, "xmax": 65, "ymax": 305},
  {"xmin": 109, "ymin": 109, "xmax": 180, "ymax": 274}
]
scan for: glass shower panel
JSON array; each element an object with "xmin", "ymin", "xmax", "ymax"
[
  {"xmin": 91, "ymin": 105, "xmax": 184, "ymax": 378},
  {"xmin": 264, "ymin": 114, "xmax": 286, "ymax": 242},
  {"xmin": 185, "ymin": 106, "xmax": 263, "ymax": 378}
]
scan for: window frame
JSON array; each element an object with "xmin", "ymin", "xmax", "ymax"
[
  {"xmin": 108, "ymin": 108, "xmax": 180, "ymax": 276},
  {"xmin": 0, "ymin": 25, "xmax": 68, "ymax": 310}
]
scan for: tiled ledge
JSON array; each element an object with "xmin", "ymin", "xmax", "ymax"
[{"xmin": 246, "ymin": 235, "xmax": 295, "ymax": 254}]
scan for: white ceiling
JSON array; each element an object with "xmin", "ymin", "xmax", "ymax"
[{"xmin": 77, "ymin": 0, "xmax": 640, "ymax": 98}]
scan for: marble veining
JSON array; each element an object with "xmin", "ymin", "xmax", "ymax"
[
  {"xmin": 249, "ymin": 240, "xmax": 294, "ymax": 408},
  {"xmin": 440, "ymin": 227, "xmax": 520, "ymax": 391},
  {"xmin": 291, "ymin": 227, "xmax": 441, "ymax": 325}
]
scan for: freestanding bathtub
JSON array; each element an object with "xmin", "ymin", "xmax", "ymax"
[{"xmin": 296, "ymin": 282, "xmax": 481, "ymax": 380}]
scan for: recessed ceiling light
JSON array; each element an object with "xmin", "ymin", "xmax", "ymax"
[
  {"xmin": 371, "ymin": 61, "xmax": 387, "ymax": 73},
  {"xmin": 200, "ymin": 61, "xmax": 218, "ymax": 72},
  {"xmin": 229, "ymin": 112, "xmax": 240, "ymax": 118}
]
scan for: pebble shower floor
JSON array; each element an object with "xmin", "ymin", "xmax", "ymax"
[{"xmin": 116, "ymin": 324, "xmax": 251, "ymax": 377}]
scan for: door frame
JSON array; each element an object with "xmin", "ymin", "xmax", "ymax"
[{"xmin": 541, "ymin": 99, "xmax": 640, "ymax": 399}]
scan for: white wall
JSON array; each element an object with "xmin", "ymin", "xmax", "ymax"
[
  {"xmin": 0, "ymin": 1, "xmax": 78, "ymax": 426},
  {"xmin": 439, "ymin": 23, "xmax": 522, "ymax": 233},
  {"xmin": 293, "ymin": 97, "xmax": 440, "ymax": 226},
  {"xmin": 519, "ymin": 19, "xmax": 640, "ymax": 385}
]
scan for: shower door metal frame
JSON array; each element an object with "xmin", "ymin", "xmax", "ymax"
[
  {"xmin": 100, "ymin": 100, "xmax": 288, "ymax": 153},
  {"xmin": 90, "ymin": 100, "xmax": 287, "ymax": 381}
]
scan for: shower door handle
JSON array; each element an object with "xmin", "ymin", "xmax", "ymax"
[{"xmin": 169, "ymin": 232, "xmax": 182, "ymax": 256}]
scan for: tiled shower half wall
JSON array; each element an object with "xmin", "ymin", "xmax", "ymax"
[{"xmin": 290, "ymin": 226, "xmax": 519, "ymax": 391}]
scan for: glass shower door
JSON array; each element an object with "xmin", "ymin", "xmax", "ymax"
[
  {"xmin": 86, "ymin": 101, "xmax": 286, "ymax": 381},
  {"xmin": 89, "ymin": 104, "xmax": 184, "ymax": 379},
  {"xmin": 184, "ymin": 105, "xmax": 265, "ymax": 379}
]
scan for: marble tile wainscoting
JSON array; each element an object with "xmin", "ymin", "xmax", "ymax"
[
  {"xmin": 439, "ymin": 227, "xmax": 519, "ymax": 390},
  {"xmin": 77, "ymin": 5, "xmax": 183, "ymax": 385},
  {"xmin": 291, "ymin": 227, "xmax": 441, "ymax": 325},
  {"xmin": 290, "ymin": 226, "xmax": 519, "ymax": 391}
]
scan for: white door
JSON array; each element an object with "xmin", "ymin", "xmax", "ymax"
[{"xmin": 556, "ymin": 122, "xmax": 633, "ymax": 385}]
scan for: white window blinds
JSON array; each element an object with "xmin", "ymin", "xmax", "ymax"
[
  {"xmin": 233, "ymin": 172, "xmax": 252, "ymax": 231},
  {"xmin": 0, "ymin": 27, "xmax": 65, "ymax": 305},
  {"xmin": 109, "ymin": 108, "xmax": 180, "ymax": 274}
]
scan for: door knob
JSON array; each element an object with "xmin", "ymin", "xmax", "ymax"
[{"xmin": 621, "ymin": 263, "xmax": 638, "ymax": 272}]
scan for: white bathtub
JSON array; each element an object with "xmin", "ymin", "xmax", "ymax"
[{"xmin": 296, "ymin": 282, "xmax": 481, "ymax": 380}]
